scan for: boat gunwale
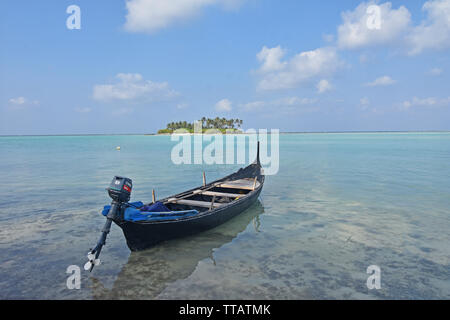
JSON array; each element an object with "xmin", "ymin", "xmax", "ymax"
[{"xmin": 120, "ymin": 163, "xmax": 264, "ymax": 226}]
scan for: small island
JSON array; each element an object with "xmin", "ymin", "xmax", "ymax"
[{"xmin": 158, "ymin": 117, "xmax": 243, "ymax": 134}]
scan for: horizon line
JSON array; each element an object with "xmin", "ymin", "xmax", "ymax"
[{"xmin": 1, "ymin": 130, "xmax": 450, "ymax": 137}]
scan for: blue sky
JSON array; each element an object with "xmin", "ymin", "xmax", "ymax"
[{"xmin": 1, "ymin": 0, "xmax": 449, "ymax": 134}]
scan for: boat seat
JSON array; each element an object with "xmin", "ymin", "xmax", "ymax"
[
  {"xmin": 217, "ymin": 178, "xmax": 260, "ymax": 191},
  {"xmin": 167, "ymin": 199, "xmax": 224, "ymax": 209},
  {"xmin": 199, "ymin": 191, "xmax": 243, "ymax": 198}
]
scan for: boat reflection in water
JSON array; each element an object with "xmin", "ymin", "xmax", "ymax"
[{"xmin": 89, "ymin": 201, "xmax": 264, "ymax": 299}]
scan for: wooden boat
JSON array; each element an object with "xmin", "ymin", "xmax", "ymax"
[
  {"xmin": 85, "ymin": 143, "xmax": 264, "ymax": 270},
  {"xmin": 118, "ymin": 146, "xmax": 265, "ymax": 251}
]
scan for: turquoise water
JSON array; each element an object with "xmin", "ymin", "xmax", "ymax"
[{"xmin": 0, "ymin": 133, "xmax": 449, "ymax": 299}]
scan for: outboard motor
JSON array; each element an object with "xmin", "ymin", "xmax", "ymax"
[
  {"xmin": 84, "ymin": 176, "xmax": 132, "ymax": 272},
  {"xmin": 107, "ymin": 176, "xmax": 132, "ymax": 204}
]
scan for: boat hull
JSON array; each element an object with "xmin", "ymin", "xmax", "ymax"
[{"xmin": 115, "ymin": 185, "xmax": 262, "ymax": 251}]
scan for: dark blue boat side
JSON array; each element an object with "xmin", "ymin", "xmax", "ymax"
[{"xmin": 115, "ymin": 160, "xmax": 265, "ymax": 251}]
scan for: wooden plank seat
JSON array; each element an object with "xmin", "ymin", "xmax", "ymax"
[
  {"xmin": 217, "ymin": 178, "xmax": 260, "ymax": 191},
  {"xmin": 199, "ymin": 191, "xmax": 244, "ymax": 198},
  {"xmin": 167, "ymin": 198, "xmax": 224, "ymax": 209}
]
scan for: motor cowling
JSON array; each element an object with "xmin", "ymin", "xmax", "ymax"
[{"xmin": 107, "ymin": 176, "xmax": 132, "ymax": 203}]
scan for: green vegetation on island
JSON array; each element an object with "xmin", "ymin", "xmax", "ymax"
[{"xmin": 158, "ymin": 117, "xmax": 243, "ymax": 134}]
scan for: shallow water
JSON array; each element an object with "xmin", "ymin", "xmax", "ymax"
[{"xmin": 0, "ymin": 133, "xmax": 449, "ymax": 299}]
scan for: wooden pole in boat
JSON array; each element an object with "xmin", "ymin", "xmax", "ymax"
[
  {"xmin": 253, "ymin": 177, "xmax": 258, "ymax": 190},
  {"xmin": 209, "ymin": 195, "xmax": 216, "ymax": 211},
  {"xmin": 203, "ymin": 172, "xmax": 206, "ymax": 187},
  {"xmin": 152, "ymin": 189, "xmax": 156, "ymax": 203}
]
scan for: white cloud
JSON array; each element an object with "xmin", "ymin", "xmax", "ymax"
[
  {"xmin": 317, "ymin": 79, "xmax": 332, "ymax": 93},
  {"xmin": 93, "ymin": 73, "xmax": 177, "ymax": 101},
  {"xmin": 256, "ymin": 46, "xmax": 287, "ymax": 72},
  {"xmin": 337, "ymin": 2, "xmax": 411, "ymax": 50},
  {"xmin": 428, "ymin": 68, "xmax": 443, "ymax": 76},
  {"xmin": 242, "ymin": 101, "xmax": 266, "ymax": 111},
  {"xmin": 9, "ymin": 97, "xmax": 27, "ymax": 105},
  {"xmin": 215, "ymin": 98, "xmax": 232, "ymax": 112},
  {"xmin": 275, "ymin": 97, "xmax": 317, "ymax": 106},
  {"xmin": 176, "ymin": 103, "xmax": 189, "ymax": 109},
  {"xmin": 336, "ymin": 0, "xmax": 450, "ymax": 55},
  {"xmin": 256, "ymin": 46, "xmax": 343, "ymax": 91},
  {"xmin": 7, "ymin": 97, "xmax": 39, "ymax": 109},
  {"xmin": 407, "ymin": 0, "xmax": 450, "ymax": 55},
  {"xmin": 365, "ymin": 75, "xmax": 396, "ymax": 87},
  {"xmin": 241, "ymin": 96, "xmax": 317, "ymax": 112},
  {"xmin": 124, "ymin": 0, "xmax": 244, "ymax": 33},
  {"xmin": 401, "ymin": 96, "xmax": 450, "ymax": 110},
  {"xmin": 360, "ymin": 97, "xmax": 370, "ymax": 110}
]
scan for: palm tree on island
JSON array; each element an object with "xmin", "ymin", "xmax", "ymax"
[{"xmin": 157, "ymin": 117, "xmax": 243, "ymax": 134}]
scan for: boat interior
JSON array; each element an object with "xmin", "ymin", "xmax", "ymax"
[{"xmin": 163, "ymin": 178, "xmax": 260, "ymax": 213}]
